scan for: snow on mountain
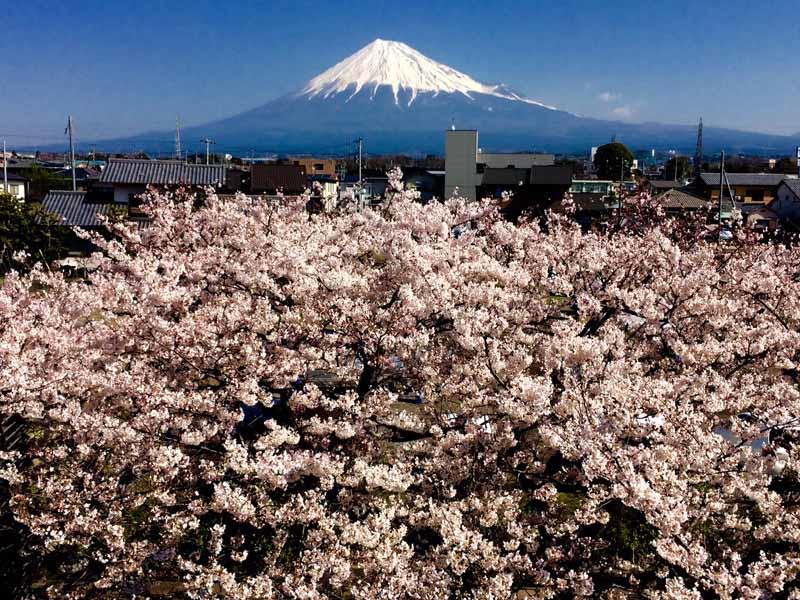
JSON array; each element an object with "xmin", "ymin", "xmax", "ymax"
[{"xmin": 299, "ymin": 38, "xmax": 557, "ymax": 110}]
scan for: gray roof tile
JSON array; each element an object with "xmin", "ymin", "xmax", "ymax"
[
  {"xmin": 41, "ymin": 191, "xmax": 115, "ymax": 227},
  {"xmin": 700, "ymin": 172, "xmax": 785, "ymax": 187},
  {"xmin": 100, "ymin": 159, "xmax": 225, "ymax": 186}
]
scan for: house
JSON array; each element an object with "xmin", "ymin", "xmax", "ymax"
[
  {"xmin": 477, "ymin": 164, "xmax": 572, "ymax": 220},
  {"xmin": 222, "ymin": 168, "xmax": 251, "ymax": 194},
  {"xmin": 41, "ymin": 190, "xmax": 117, "ymax": 229},
  {"xmin": 771, "ymin": 179, "xmax": 800, "ymax": 226},
  {"xmin": 290, "ymin": 158, "xmax": 338, "ymax": 179},
  {"xmin": 40, "ymin": 189, "xmax": 131, "ymax": 255},
  {"xmin": 99, "ymin": 159, "xmax": 226, "ymax": 204},
  {"xmin": 695, "ymin": 172, "xmax": 786, "ymax": 205},
  {"xmin": 56, "ymin": 166, "xmax": 101, "ymax": 190},
  {"xmin": 656, "ymin": 189, "xmax": 710, "ymax": 214},
  {"xmin": 550, "ymin": 193, "xmax": 617, "ymax": 230},
  {"xmin": 402, "ymin": 168, "xmax": 444, "ymax": 203},
  {"xmin": 2, "ymin": 173, "xmax": 29, "ymax": 201},
  {"xmin": 309, "ymin": 175, "xmax": 339, "ymax": 200},
  {"xmin": 741, "ymin": 205, "xmax": 779, "ymax": 232},
  {"xmin": 649, "ymin": 180, "xmax": 684, "ymax": 195},
  {"xmin": 250, "ymin": 164, "xmax": 307, "ymax": 195},
  {"xmin": 570, "ymin": 180, "xmax": 616, "ymax": 195},
  {"xmin": 444, "ymin": 129, "xmax": 555, "ymax": 201}
]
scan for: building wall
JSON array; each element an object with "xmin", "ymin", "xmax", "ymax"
[
  {"xmin": 113, "ymin": 184, "xmax": 146, "ymax": 205},
  {"xmin": 478, "ymin": 153, "xmax": 554, "ymax": 169},
  {"xmin": 772, "ymin": 185, "xmax": 800, "ymax": 221},
  {"xmin": 709, "ymin": 185, "xmax": 775, "ymax": 204},
  {"xmin": 445, "ymin": 130, "xmax": 479, "ymax": 201},
  {"xmin": 291, "ymin": 158, "xmax": 337, "ymax": 178},
  {"xmin": 3, "ymin": 182, "xmax": 26, "ymax": 200}
]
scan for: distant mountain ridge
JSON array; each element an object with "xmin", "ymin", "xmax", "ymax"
[{"xmin": 93, "ymin": 39, "xmax": 797, "ymax": 156}]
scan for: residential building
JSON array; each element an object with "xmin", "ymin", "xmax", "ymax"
[
  {"xmin": 770, "ymin": 179, "xmax": 800, "ymax": 226},
  {"xmin": 290, "ymin": 158, "xmax": 338, "ymax": 179},
  {"xmin": 402, "ymin": 168, "xmax": 445, "ymax": 203},
  {"xmin": 655, "ymin": 189, "xmax": 710, "ymax": 214},
  {"xmin": 743, "ymin": 206, "xmax": 779, "ymax": 232},
  {"xmin": 696, "ymin": 172, "xmax": 787, "ymax": 204},
  {"xmin": 570, "ymin": 180, "xmax": 616, "ymax": 195},
  {"xmin": 2, "ymin": 173, "xmax": 29, "ymax": 201},
  {"xmin": 250, "ymin": 164, "xmax": 307, "ymax": 195},
  {"xmin": 478, "ymin": 164, "xmax": 572, "ymax": 220},
  {"xmin": 648, "ymin": 180, "xmax": 684, "ymax": 195},
  {"xmin": 99, "ymin": 159, "xmax": 226, "ymax": 204},
  {"xmin": 444, "ymin": 129, "xmax": 555, "ymax": 201},
  {"xmin": 309, "ymin": 175, "xmax": 339, "ymax": 200}
]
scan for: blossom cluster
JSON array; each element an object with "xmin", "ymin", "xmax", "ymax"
[{"xmin": 1, "ymin": 173, "xmax": 799, "ymax": 598}]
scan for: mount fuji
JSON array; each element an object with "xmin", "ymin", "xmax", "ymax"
[{"xmin": 102, "ymin": 39, "xmax": 795, "ymax": 155}]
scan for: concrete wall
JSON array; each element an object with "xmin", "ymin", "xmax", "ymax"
[
  {"xmin": 478, "ymin": 153, "xmax": 554, "ymax": 169},
  {"xmin": 445, "ymin": 130, "xmax": 479, "ymax": 201}
]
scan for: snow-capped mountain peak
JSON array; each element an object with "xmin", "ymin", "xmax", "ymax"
[{"xmin": 299, "ymin": 38, "xmax": 556, "ymax": 109}]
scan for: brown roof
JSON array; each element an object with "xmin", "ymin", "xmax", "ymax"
[
  {"xmin": 251, "ymin": 164, "xmax": 307, "ymax": 193},
  {"xmin": 657, "ymin": 189, "xmax": 710, "ymax": 209}
]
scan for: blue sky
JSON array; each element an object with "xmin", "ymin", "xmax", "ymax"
[{"xmin": 1, "ymin": 0, "xmax": 798, "ymax": 145}]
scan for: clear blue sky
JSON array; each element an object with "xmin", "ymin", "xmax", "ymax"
[{"xmin": 1, "ymin": 0, "xmax": 798, "ymax": 146}]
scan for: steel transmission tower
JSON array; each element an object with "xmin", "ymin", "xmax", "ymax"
[
  {"xmin": 175, "ymin": 116, "xmax": 182, "ymax": 160},
  {"xmin": 694, "ymin": 117, "xmax": 703, "ymax": 179}
]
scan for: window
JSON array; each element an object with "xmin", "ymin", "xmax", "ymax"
[
  {"xmin": 314, "ymin": 163, "xmax": 324, "ymax": 171},
  {"xmin": 746, "ymin": 189, "xmax": 764, "ymax": 203}
]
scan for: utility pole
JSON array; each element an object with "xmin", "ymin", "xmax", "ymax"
[
  {"xmin": 355, "ymin": 137, "xmax": 363, "ymax": 185},
  {"xmin": 718, "ymin": 150, "xmax": 725, "ymax": 241},
  {"xmin": 202, "ymin": 138, "xmax": 215, "ymax": 165},
  {"xmin": 2, "ymin": 139, "xmax": 7, "ymax": 194},
  {"xmin": 175, "ymin": 116, "xmax": 182, "ymax": 160},
  {"xmin": 66, "ymin": 115, "xmax": 76, "ymax": 192}
]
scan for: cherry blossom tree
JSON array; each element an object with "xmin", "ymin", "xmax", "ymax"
[{"xmin": 1, "ymin": 173, "xmax": 799, "ymax": 598}]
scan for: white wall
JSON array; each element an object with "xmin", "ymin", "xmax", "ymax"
[
  {"xmin": 113, "ymin": 185, "xmax": 146, "ymax": 205},
  {"xmin": 772, "ymin": 185, "xmax": 800, "ymax": 221},
  {"xmin": 3, "ymin": 182, "xmax": 25, "ymax": 200}
]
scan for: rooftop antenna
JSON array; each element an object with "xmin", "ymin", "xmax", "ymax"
[
  {"xmin": 694, "ymin": 117, "xmax": 703, "ymax": 179},
  {"xmin": 175, "ymin": 116, "xmax": 182, "ymax": 160}
]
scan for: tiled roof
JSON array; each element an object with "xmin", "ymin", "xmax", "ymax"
[
  {"xmin": 700, "ymin": 172, "xmax": 785, "ymax": 187},
  {"xmin": 100, "ymin": 159, "xmax": 226, "ymax": 186},
  {"xmin": 250, "ymin": 164, "xmax": 307, "ymax": 193},
  {"xmin": 657, "ymin": 189, "xmax": 710, "ymax": 209},
  {"xmin": 650, "ymin": 180, "xmax": 683, "ymax": 189},
  {"xmin": 41, "ymin": 190, "xmax": 115, "ymax": 227},
  {"xmin": 2, "ymin": 172, "xmax": 27, "ymax": 182},
  {"xmin": 779, "ymin": 178, "xmax": 800, "ymax": 197}
]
